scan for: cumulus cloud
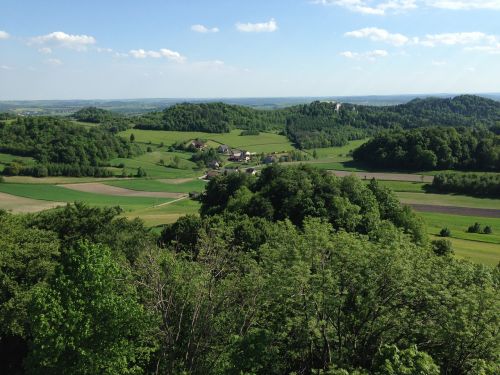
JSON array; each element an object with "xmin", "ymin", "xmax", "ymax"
[
  {"xmin": 45, "ymin": 58, "xmax": 63, "ymax": 66},
  {"xmin": 345, "ymin": 27, "xmax": 409, "ymax": 46},
  {"xmin": 417, "ymin": 32, "xmax": 497, "ymax": 47},
  {"xmin": 31, "ymin": 31, "xmax": 96, "ymax": 50},
  {"xmin": 0, "ymin": 30, "xmax": 9, "ymax": 39},
  {"xmin": 129, "ymin": 48, "xmax": 186, "ymax": 62},
  {"xmin": 191, "ymin": 24, "xmax": 219, "ymax": 33},
  {"xmin": 426, "ymin": 0, "xmax": 500, "ymax": 10},
  {"xmin": 236, "ymin": 18, "xmax": 278, "ymax": 32},
  {"xmin": 340, "ymin": 49, "xmax": 388, "ymax": 59},
  {"xmin": 314, "ymin": 0, "xmax": 500, "ymax": 14},
  {"xmin": 313, "ymin": 0, "xmax": 417, "ymax": 15}
]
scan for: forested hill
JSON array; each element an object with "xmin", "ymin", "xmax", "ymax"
[
  {"xmin": 134, "ymin": 102, "xmax": 287, "ymax": 133},
  {"xmin": 285, "ymin": 95, "xmax": 500, "ymax": 148},
  {"xmin": 0, "ymin": 116, "xmax": 141, "ymax": 176},
  {"xmin": 72, "ymin": 106, "xmax": 122, "ymax": 123}
]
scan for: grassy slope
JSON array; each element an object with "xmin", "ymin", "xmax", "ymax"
[
  {"xmin": 0, "ymin": 183, "xmax": 171, "ymax": 211},
  {"xmin": 105, "ymin": 179, "xmax": 207, "ymax": 193},
  {"xmin": 120, "ymin": 129, "xmax": 295, "ymax": 153},
  {"xmin": 123, "ymin": 198, "xmax": 201, "ymax": 227}
]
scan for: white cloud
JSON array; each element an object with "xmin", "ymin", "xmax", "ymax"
[
  {"xmin": 345, "ymin": 27, "xmax": 409, "ymax": 46},
  {"xmin": 465, "ymin": 43, "xmax": 500, "ymax": 54},
  {"xmin": 31, "ymin": 31, "xmax": 96, "ymax": 51},
  {"xmin": 313, "ymin": 0, "xmax": 417, "ymax": 15},
  {"xmin": 129, "ymin": 48, "xmax": 186, "ymax": 62},
  {"xmin": 45, "ymin": 58, "xmax": 63, "ymax": 66},
  {"xmin": 1, "ymin": 65, "xmax": 13, "ymax": 70},
  {"xmin": 236, "ymin": 18, "xmax": 278, "ymax": 32},
  {"xmin": 0, "ymin": 30, "xmax": 9, "ymax": 39},
  {"xmin": 431, "ymin": 60, "xmax": 447, "ymax": 66},
  {"xmin": 418, "ymin": 32, "xmax": 497, "ymax": 47},
  {"xmin": 38, "ymin": 47, "xmax": 52, "ymax": 54},
  {"xmin": 191, "ymin": 24, "xmax": 219, "ymax": 33},
  {"xmin": 340, "ymin": 49, "xmax": 388, "ymax": 59},
  {"xmin": 426, "ymin": 0, "xmax": 500, "ymax": 10}
]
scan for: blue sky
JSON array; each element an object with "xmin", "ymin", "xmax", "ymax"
[{"xmin": 0, "ymin": 0, "xmax": 499, "ymax": 99}]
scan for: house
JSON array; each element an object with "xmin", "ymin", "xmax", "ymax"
[
  {"xmin": 263, "ymin": 155, "xmax": 277, "ymax": 164},
  {"xmin": 208, "ymin": 160, "xmax": 220, "ymax": 169},
  {"xmin": 218, "ymin": 144, "xmax": 231, "ymax": 154},
  {"xmin": 205, "ymin": 170, "xmax": 220, "ymax": 180},
  {"xmin": 245, "ymin": 168, "xmax": 257, "ymax": 175},
  {"xmin": 190, "ymin": 140, "xmax": 206, "ymax": 150}
]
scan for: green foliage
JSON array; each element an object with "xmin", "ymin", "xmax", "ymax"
[
  {"xmin": 201, "ymin": 165, "xmax": 426, "ymax": 244},
  {"xmin": 374, "ymin": 345, "xmax": 440, "ymax": 375},
  {"xmin": 432, "ymin": 172, "xmax": 500, "ymax": 197},
  {"xmin": 483, "ymin": 225, "xmax": 493, "ymax": 234},
  {"xmin": 135, "ymin": 102, "xmax": 287, "ymax": 133},
  {"xmin": 72, "ymin": 107, "xmax": 119, "ymax": 123},
  {"xmin": 431, "ymin": 239, "xmax": 454, "ymax": 256},
  {"xmin": 353, "ymin": 127, "xmax": 499, "ymax": 171},
  {"xmin": 0, "ymin": 116, "xmax": 141, "ymax": 177},
  {"xmin": 440, "ymin": 227, "xmax": 451, "ymax": 237},
  {"xmin": 135, "ymin": 167, "xmax": 147, "ymax": 177},
  {"xmin": 468, "ymin": 222, "xmax": 483, "ymax": 233},
  {"xmin": 27, "ymin": 241, "xmax": 156, "ymax": 374}
]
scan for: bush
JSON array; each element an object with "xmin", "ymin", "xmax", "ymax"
[
  {"xmin": 0, "ymin": 176, "xmax": 4, "ymax": 183},
  {"xmin": 483, "ymin": 226, "xmax": 493, "ymax": 234},
  {"xmin": 432, "ymin": 239, "xmax": 454, "ymax": 256},
  {"xmin": 136, "ymin": 167, "xmax": 147, "ymax": 177},
  {"xmin": 467, "ymin": 222, "xmax": 482, "ymax": 233},
  {"xmin": 440, "ymin": 227, "xmax": 451, "ymax": 237},
  {"xmin": 146, "ymin": 146, "xmax": 153, "ymax": 153}
]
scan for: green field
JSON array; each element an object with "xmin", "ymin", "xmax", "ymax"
[
  {"xmin": 123, "ymin": 198, "xmax": 201, "ymax": 227},
  {"xmin": 120, "ymin": 129, "xmax": 295, "ymax": 153},
  {"xmin": 374, "ymin": 180, "xmax": 427, "ymax": 193},
  {"xmin": 105, "ymin": 178, "xmax": 206, "ymax": 193},
  {"xmin": 109, "ymin": 157, "xmax": 200, "ymax": 179},
  {"xmin": 305, "ymin": 139, "xmax": 368, "ymax": 160},
  {"xmin": 0, "ymin": 183, "xmax": 172, "ymax": 211}
]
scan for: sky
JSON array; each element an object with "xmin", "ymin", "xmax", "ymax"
[{"xmin": 0, "ymin": 0, "xmax": 499, "ymax": 100}]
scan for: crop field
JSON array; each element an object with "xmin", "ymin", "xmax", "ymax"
[
  {"xmin": 123, "ymin": 198, "xmax": 201, "ymax": 227},
  {"xmin": 0, "ymin": 183, "xmax": 172, "ymax": 211},
  {"xmin": 119, "ymin": 129, "xmax": 295, "ymax": 153},
  {"xmin": 109, "ymin": 157, "xmax": 200, "ymax": 179},
  {"xmin": 397, "ymin": 191, "xmax": 500, "ymax": 210},
  {"xmin": 105, "ymin": 178, "xmax": 206, "ymax": 193},
  {"xmin": 423, "ymin": 212, "xmax": 500, "ymax": 266}
]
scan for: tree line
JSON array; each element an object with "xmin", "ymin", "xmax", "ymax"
[
  {"xmin": 431, "ymin": 172, "xmax": 500, "ymax": 197},
  {"xmin": 353, "ymin": 126, "xmax": 499, "ymax": 171}
]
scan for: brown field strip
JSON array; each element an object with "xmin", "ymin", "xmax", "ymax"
[
  {"xmin": 0, "ymin": 192, "xmax": 64, "ymax": 213},
  {"xmin": 408, "ymin": 204, "xmax": 500, "ymax": 218},
  {"xmin": 58, "ymin": 183, "xmax": 184, "ymax": 198},
  {"xmin": 329, "ymin": 170, "xmax": 433, "ymax": 183}
]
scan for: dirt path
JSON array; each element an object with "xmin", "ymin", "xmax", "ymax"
[
  {"xmin": 329, "ymin": 170, "xmax": 433, "ymax": 183},
  {"xmin": 59, "ymin": 183, "xmax": 184, "ymax": 198},
  {"xmin": 408, "ymin": 203, "xmax": 500, "ymax": 218},
  {"xmin": 157, "ymin": 178, "xmax": 196, "ymax": 185},
  {"xmin": 0, "ymin": 192, "xmax": 64, "ymax": 213},
  {"xmin": 153, "ymin": 195, "xmax": 188, "ymax": 207}
]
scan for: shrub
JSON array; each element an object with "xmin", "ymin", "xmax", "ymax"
[
  {"xmin": 440, "ymin": 227, "xmax": 451, "ymax": 237},
  {"xmin": 432, "ymin": 239, "xmax": 454, "ymax": 256},
  {"xmin": 467, "ymin": 222, "xmax": 482, "ymax": 233},
  {"xmin": 146, "ymin": 146, "xmax": 153, "ymax": 153},
  {"xmin": 483, "ymin": 226, "xmax": 493, "ymax": 235}
]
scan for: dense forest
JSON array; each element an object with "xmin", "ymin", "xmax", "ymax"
[
  {"xmin": 0, "ymin": 116, "xmax": 140, "ymax": 177},
  {"xmin": 285, "ymin": 95, "xmax": 500, "ymax": 149},
  {"xmin": 134, "ymin": 102, "xmax": 287, "ymax": 133},
  {"xmin": 431, "ymin": 172, "xmax": 500, "ymax": 198},
  {"xmin": 1, "ymin": 166, "xmax": 498, "ymax": 374},
  {"xmin": 353, "ymin": 126, "xmax": 500, "ymax": 171}
]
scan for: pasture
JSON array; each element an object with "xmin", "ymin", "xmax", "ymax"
[
  {"xmin": 105, "ymin": 178, "xmax": 206, "ymax": 193},
  {"xmin": 120, "ymin": 129, "xmax": 295, "ymax": 153}
]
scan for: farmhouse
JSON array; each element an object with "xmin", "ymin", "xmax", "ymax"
[
  {"xmin": 218, "ymin": 144, "xmax": 231, "ymax": 154},
  {"xmin": 208, "ymin": 160, "xmax": 220, "ymax": 169},
  {"xmin": 190, "ymin": 140, "xmax": 207, "ymax": 150}
]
